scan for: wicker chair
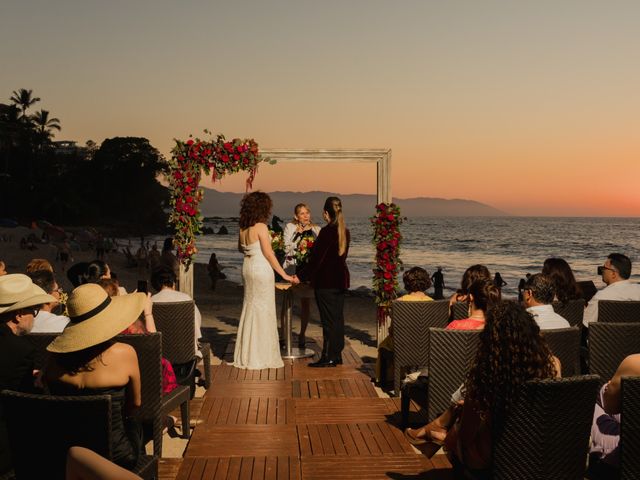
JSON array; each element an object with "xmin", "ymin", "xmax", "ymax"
[
  {"xmin": 152, "ymin": 301, "xmax": 202, "ymax": 396},
  {"xmin": 552, "ymin": 299, "xmax": 585, "ymax": 327},
  {"xmin": 541, "ymin": 327, "xmax": 581, "ymax": 377},
  {"xmin": 451, "ymin": 301, "xmax": 468, "ymax": 320},
  {"xmin": 620, "ymin": 376, "xmax": 640, "ymax": 480},
  {"xmin": 392, "ymin": 299, "xmax": 450, "ymax": 394},
  {"xmin": 117, "ymin": 333, "xmax": 191, "ymax": 454},
  {"xmin": 426, "ymin": 328, "xmax": 481, "ymax": 422},
  {"xmin": 0, "ymin": 390, "xmax": 157, "ymax": 480},
  {"xmin": 491, "ymin": 375, "xmax": 600, "ymax": 480},
  {"xmin": 598, "ymin": 300, "xmax": 640, "ymax": 323},
  {"xmin": 589, "ymin": 323, "xmax": 640, "ymax": 385}
]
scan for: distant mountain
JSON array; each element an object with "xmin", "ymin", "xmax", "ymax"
[{"xmin": 200, "ymin": 189, "xmax": 507, "ymax": 218}]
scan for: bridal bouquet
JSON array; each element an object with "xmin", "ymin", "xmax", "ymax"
[
  {"xmin": 295, "ymin": 237, "xmax": 315, "ymax": 264},
  {"xmin": 269, "ymin": 230, "xmax": 285, "ymax": 255}
]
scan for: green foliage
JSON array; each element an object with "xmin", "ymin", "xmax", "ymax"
[{"xmin": 0, "ymin": 89, "xmax": 169, "ymax": 230}]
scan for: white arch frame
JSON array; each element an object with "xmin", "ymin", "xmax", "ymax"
[{"xmin": 180, "ymin": 148, "xmax": 393, "ymax": 343}]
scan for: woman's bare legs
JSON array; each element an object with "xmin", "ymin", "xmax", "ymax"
[{"xmin": 66, "ymin": 447, "xmax": 141, "ymax": 480}]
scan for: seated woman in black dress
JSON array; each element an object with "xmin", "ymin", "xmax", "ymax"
[{"xmin": 44, "ymin": 283, "xmax": 145, "ymax": 469}]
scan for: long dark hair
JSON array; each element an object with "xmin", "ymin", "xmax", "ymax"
[
  {"xmin": 464, "ymin": 301, "xmax": 556, "ymax": 433},
  {"xmin": 323, "ymin": 196, "xmax": 347, "ymax": 256},
  {"xmin": 50, "ymin": 341, "xmax": 113, "ymax": 375},
  {"xmin": 239, "ymin": 191, "xmax": 272, "ymax": 229},
  {"xmin": 459, "ymin": 264, "xmax": 491, "ymax": 294},
  {"xmin": 542, "ymin": 257, "xmax": 581, "ymax": 303}
]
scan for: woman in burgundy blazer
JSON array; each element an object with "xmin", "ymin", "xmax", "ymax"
[{"xmin": 297, "ymin": 197, "xmax": 350, "ymax": 367}]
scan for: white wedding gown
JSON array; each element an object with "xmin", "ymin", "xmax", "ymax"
[{"xmin": 233, "ymin": 240, "xmax": 284, "ymax": 369}]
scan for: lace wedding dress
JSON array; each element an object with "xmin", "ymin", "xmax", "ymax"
[{"xmin": 233, "ymin": 240, "xmax": 284, "ymax": 369}]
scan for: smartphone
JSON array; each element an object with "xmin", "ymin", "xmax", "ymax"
[
  {"xmin": 597, "ymin": 266, "xmax": 604, "ymax": 276},
  {"xmin": 137, "ymin": 280, "xmax": 148, "ymax": 293}
]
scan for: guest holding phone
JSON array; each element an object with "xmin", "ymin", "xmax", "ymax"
[{"xmin": 296, "ymin": 197, "xmax": 350, "ymax": 368}]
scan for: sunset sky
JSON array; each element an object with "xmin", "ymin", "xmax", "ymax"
[{"xmin": 2, "ymin": 1, "xmax": 639, "ymax": 216}]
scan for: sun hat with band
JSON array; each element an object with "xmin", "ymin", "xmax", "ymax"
[
  {"xmin": 47, "ymin": 283, "xmax": 145, "ymax": 353},
  {"xmin": 0, "ymin": 273, "xmax": 55, "ymax": 315}
]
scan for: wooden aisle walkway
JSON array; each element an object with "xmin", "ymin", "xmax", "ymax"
[{"xmin": 166, "ymin": 340, "xmax": 453, "ymax": 480}]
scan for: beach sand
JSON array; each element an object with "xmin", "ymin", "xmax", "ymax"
[{"xmin": 0, "ymin": 226, "xmax": 380, "ymax": 361}]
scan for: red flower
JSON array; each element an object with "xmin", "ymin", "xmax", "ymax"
[
  {"xmin": 224, "ymin": 142, "xmax": 233, "ymax": 152},
  {"xmin": 387, "ymin": 214, "xmax": 395, "ymax": 221},
  {"xmin": 383, "ymin": 272, "xmax": 392, "ymax": 279},
  {"xmin": 186, "ymin": 139, "xmax": 194, "ymax": 146},
  {"xmin": 221, "ymin": 154, "xmax": 229, "ymax": 163}
]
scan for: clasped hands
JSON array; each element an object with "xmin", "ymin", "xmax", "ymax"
[{"xmin": 289, "ymin": 274, "xmax": 301, "ymax": 285}]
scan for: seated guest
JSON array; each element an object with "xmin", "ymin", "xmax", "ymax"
[
  {"xmin": 447, "ymin": 279, "xmax": 500, "ymax": 330},
  {"xmin": 406, "ymin": 301, "xmax": 560, "ymax": 473},
  {"xmin": 66, "ymin": 447, "xmax": 142, "ymax": 480},
  {"xmin": 0, "ymin": 274, "xmax": 55, "ymax": 475},
  {"xmin": 522, "ymin": 274, "xmax": 570, "ymax": 330},
  {"xmin": 25, "ymin": 258, "xmax": 54, "ymax": 274},
  {"xmin": 376, "ymin": 267, "xmax": 433, "ymax": 384},
  {"xmin": 583, "ymin": 253, "xmax": 640, "ymax": 327},
  {"xmin": 589, "ymin": 354, "xmax": 640, "ymax": 478},
  {"xmin": 44, "ymin": 284, "xmax": 145, "ymax": 469},
  {"xmin": 542, "ymin": 257, "xmax": 582, "ymax": 303},
  {"xmin": 0, "ymin": 260, "xmax": 6, "ymax": 276},
  {"xmin": 449, "ymin": 264, "xmax": 491, "ymax": 316},
  {"xmin": 98, "ymin": 278, "xmax": 177, "ymax": 396},
  {"xmin": 151, "ymin": 267, "xmax": 202, "ymax": 356},
  {"xmin": 28, "ymin": 269, "xmax": 70, "ymax": 333}
]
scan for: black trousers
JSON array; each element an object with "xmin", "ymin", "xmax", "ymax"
[{"xmin": 314, "ymin": 288, "xmax": 346, "ymax": 361}]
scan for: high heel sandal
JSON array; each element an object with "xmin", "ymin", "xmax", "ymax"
[{"xmin": 404, "ymin": 428, "xmax": 444, "ymax": 458}]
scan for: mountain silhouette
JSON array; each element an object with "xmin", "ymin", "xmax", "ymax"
[{"xmin": 200, "ymin": 188, "xmax": 507, "ymax": 218}]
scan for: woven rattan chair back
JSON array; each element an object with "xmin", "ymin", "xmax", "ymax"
[
  {"xmin": 392, "ymin": 300, "xmax": 450, "ymax": 394},
  {"xmin": 427, "ymin": 328, "xmax": 480, "ymax": 422},
  {"xmin": 493, "ymin": 375, "xmax": 600, "ymax": 480},
  {"xmin": 552, "ymin": 299, "xmax": 585, "ymax": 327},
  {"xmin": 621, "ymin": 376, "xmax": 640, "ymax": 480},
  {"xmin": 451, "ymin": 301, "xmax": 468, "ymax": 320},
  {"xmin": 541, "ymin": 327, "xmax": 581, "ymax": 377},
  {"xmin": 24, "ymin": 332, "xmax": 58, "ymax": 370},
  {"xmin": 598, "ymin": 300, "xmax": 640, "ymax": 323},
  {"xmin": 152, "ymin": 301, "xmax": 196, "ymax": 363},
  {"xmin": 589, "ymin": 323, "xmax": 640, "ymax": 385},
  {"xmin": 1, "ymin": 390, "xmax": 112, "ymax": 479}
]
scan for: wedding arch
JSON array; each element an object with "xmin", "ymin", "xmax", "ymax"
[{"xmin": 167, "ymin": 136, "xmax": 396, "ymax": 344}]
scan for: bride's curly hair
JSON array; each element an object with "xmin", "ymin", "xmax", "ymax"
[
  {"xmin": 239, "ymin": 191, "xmax": 272, "ymax": 229},
  {"xmin": 464, "ymin": 300, "xmax": 556, "ymax": 432}
]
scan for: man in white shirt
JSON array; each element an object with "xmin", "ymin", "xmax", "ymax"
[
  {"xmin": 151, "ymin": 266, "xmax": 202, "ymax": 357},
  {"xmin": 583, "ymin": 253, "xmax": 640, "ymax": 328},
  {"xmin": 28, "ymin": 270, "xmax": 70, "ymax": 333},
  {"xmin": 523, "ymin": 273, "xmax": 570, "ymax": 330}
]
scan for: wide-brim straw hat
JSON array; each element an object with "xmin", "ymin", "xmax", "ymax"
[
  {"xmin": 47, "ymin": 283, "xmax": 145, "ymax": 353},
  {"xmin": 0, "ymin": 274, "xmax": 55, "ymax": 314}
]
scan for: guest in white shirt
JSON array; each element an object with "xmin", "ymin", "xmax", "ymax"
[
  {"xmin": 151, "ymin": 266, "xmax": 202, "ymax": 356},
  {"xmin": 583, "ymin": 253, "xmax": 640, "ymax": 328},
  {"xmin": 522, "ymin": 273, "xmax": 570, "ymax": 330},
  {"xmin": 27, "ymin": 270, "xmax": 70, "ymax": 333}
]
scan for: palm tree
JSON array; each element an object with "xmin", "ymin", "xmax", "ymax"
[
  {"xmin": 10, "ymin": 88, "xmax": 41, "ymax": 118},
  {"xmin": 31, "ymin": 109, "xmax": 61, "ymax": 141}
]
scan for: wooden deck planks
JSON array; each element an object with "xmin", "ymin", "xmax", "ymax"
[{"xmin": 174, "ymin": 337, "xmax": 447, "ymax": 479}]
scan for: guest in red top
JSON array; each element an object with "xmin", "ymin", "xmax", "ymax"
[
  {"xmin": 447, "ymin": 279, "xmax": 501, "ymax": 331},
  {"xmin": 297, "ymin": 197, "xmax": 350, "ymax": 367}
]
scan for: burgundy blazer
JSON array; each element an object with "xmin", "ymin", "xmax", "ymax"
[{"xmin": 298, "ymin": 224, "xmax": 350, "ymax": 290}]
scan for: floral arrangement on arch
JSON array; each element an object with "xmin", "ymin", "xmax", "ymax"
[
  {"xmin": 168, "ymin": 130, "xmax": 275, "ymax": 267},
  {"xmin": 371, "ymin": 203, "xmax": 403, "ymax": 325}
]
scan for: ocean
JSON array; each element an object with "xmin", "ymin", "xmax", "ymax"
[{"xmin": 144, "ymin": 217, "xmax": 640, "ymax": 298}]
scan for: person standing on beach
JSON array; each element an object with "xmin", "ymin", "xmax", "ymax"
[
  {"xmin": 282, "ymin": 203, "xmax": 321, "ymax": 348},
  {"xmin": 431, "ymin": 267, "xmax": 445, "ymax": 299},
  {"xmin": 233, "ymin": 192, "xmax": 298, "ymax": 370},
  {"xmin": 296, "ymin": 197, "xmax": 350, "ymax": 368}
]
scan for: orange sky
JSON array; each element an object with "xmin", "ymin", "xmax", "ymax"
[{"xmin": 2, "ymin": 1, "xmax": 639, "ymax": 216}]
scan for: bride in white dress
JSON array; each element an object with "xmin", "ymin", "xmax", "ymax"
[{"xmin": 233, "ymin": 192, "xmax": 298, "ymax": 369}]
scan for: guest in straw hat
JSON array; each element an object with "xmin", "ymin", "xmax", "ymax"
[
  {"xmin": 44, "ymin": 283, "xmax": 146, "ymax": 469},
  {"xmin": 0, "ymin": 274, "xmax": 55, "ymax": 476}
]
